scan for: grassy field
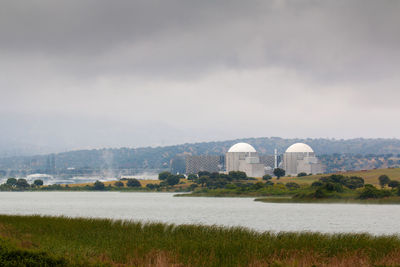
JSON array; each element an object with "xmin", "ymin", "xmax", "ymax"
[
  {"xmin": 2, "ymin": 215, "xmax": 400, "ymax": 266},
  {"xmin": 270, "ymin": 167, "xmax": 400, "ymax": 186}
]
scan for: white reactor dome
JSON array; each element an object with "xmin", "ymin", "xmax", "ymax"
[
  {"xmin": 228, "ymin": 142, "xmax": 257, "ymax": 153},
  {"xmin": 285, "ymin": 143, "xmax": 314, "ymax": 153}
]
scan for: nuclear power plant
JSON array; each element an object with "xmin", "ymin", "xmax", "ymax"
[
  {"xmin": 179, "ymin": 141, "xmax": 324, "ymax": 178},
  {"xmin": 225, "ymin": 143, "xmax": 265, "ymax": 177},
  {"xmin": 282, "ymin": 143, "xmax": 323, "ymax": 176}
]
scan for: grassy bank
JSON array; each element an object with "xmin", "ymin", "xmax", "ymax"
[
  {"xmin": 255, "ymin": 196, "xmax": 400, "ymax": 204},
  {"xmin": 178, "ymin": 172, "xmax": 400, "ymax": 203},
  {"xmin": 174, "ymin": 191, "xmax": 294, "ymax": 198},
  {"xmin": 1, "ymin": 215, "xmax": 400, "ymax": 266},
  {"xmin": 271, "ymin": 167, "xmax": 400, "ymax": 187}
]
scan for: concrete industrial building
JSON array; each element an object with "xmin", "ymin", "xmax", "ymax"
[
  {"xmin": 260, "ymin": 153, "xmax": 280, "ymax": 175},
  {"xmin": 185, "ymin": 155, "xmax": 224, "ymax": 174},
  {"xmin": 225, "ymin": 142, "xmax": 265, "ymax": 177},
  {"xmin": 282, "ymin": 143, "xmax": 323, "ymax": 176}
]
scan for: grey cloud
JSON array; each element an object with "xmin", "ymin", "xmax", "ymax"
[
  {"xmin": 1, "ymin": 0, "xmax": 399, "ymax": 80},
  {"xmin": 0, "ymin": 0, "xmax": 399, "ymax": 154}
]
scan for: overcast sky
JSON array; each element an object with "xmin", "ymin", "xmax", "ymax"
[{"xmin": 1, "ymin": 0, "xmax": 399, "ymax": 154}]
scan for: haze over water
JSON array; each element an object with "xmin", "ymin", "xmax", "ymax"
[{"xmin": 1, "ymin": 192, "xmax": 398, "ymax": 235}]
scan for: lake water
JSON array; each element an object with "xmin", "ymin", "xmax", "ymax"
[{"xmin": 0, "ymin": 192, "xmax": 399, "ymax": 235}]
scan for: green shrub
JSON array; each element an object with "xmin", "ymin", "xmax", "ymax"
[
  {"xmin": 314, "ymin": 188, "xmax": 327, "ymax": 198},
  {"xmin": 311, "ymin": 181, "xmax": 323, "ymax": 187},
  {"xmin": 359, "ymin": 184, "xmax": 392, "ymax": 199},
  {"xmin": 262, "ymin": 174, "xmax": 272, "ymax": 181},
  {"xmin": 187, "ymin": 174, "xmax": 197, "ymax": 180},
  {"xmin": 146, "ymin": 183, "xmax": 158, "ymax": 190},
  {"xmin": 126, "ymin": 179, "xmax": 141, "ymax": 187},
  {"xmin": 251, "ymin": 182, "xmax": 265, "ymax": 190},
  {"xmin": 114, "ymin": 181, "xmax": 124, "ymax": 187},
  {"xmin": 285, "ymin": 182, "xmax": 300, "ymax": 190},
  {"xmin": 319, "ymin": 175, "xmax": 364, "ymax": 189},
  {"xmin": 265, "ymin": 181, "xmax": 274, "ymax": 186}
]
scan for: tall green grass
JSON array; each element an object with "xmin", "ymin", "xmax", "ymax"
[
  {"xmin": 0, "ymin": 237, "xmax": 67, "ymax": 266},
  {"xmin": 1, "ymin": 215, "xmax": 400, "ymax": 266}
]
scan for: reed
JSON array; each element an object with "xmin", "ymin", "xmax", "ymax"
[{"xmin": 1, "ymin": 215, "xmax": 400, "ymax": 266}]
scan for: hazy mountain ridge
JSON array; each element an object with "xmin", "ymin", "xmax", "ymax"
[{"xmin": 1, "ymin": 137, "xmax": 400, "ymax": 174}]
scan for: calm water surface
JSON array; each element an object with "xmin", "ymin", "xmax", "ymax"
[{"xmin": 0, "ymin": 192, "xmax": 399, "ymax": 235}]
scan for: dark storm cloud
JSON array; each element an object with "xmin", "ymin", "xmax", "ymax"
[
  {"xmin": 0, "ymin": 0, "xmax": 399, "ymax": 154},
  {"xmin": 1, "ymin": 0, "xmax": 399, "ymax": 79},
  {"xmin": 0, "ymin": 0, "xmax": 256, "ymax": 54}
]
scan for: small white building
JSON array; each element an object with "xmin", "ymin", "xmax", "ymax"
[
  {"xmin": 225, "ymin": 143, "xmax": 265, "ymax": 177},
  {"xmin": 282, "ymin": 143, "xmax": 323, "ymax": 176}
]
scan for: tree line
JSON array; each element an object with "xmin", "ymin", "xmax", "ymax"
[{"xmin": 0, "ymin": 178, "xmax": 43, "ymax": 190}]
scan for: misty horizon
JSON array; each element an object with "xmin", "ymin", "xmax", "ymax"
[{"xmin": 2, "ymin": 136, "xmax": 400, "ymax": 158}]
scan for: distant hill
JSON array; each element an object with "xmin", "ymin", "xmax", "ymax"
[{"xmin": 1, "ymin": 137, "xmax": 400, "ymax": 176}]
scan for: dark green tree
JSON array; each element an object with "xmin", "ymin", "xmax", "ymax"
[
  {"xmin": 93, "ymin": 180, "xmax": 105, "ymax": 190},
  {"xmin": 273, "ymin": 168, "xmax": 285, "ymax": 179},
  {"xmin": 158, "ymin": 171, "xmax": 171, "ymax": 181},
  {"xmin": 378, "ymin": 175, "xmax": 390, "ymax": 188},
  {"xmin": 16, "ymin": 179, "xmax": 29, "ymax": 189},
  {"xmin": 297, "ymin": 172, "xmax": 307, "ymax": 177},
  {"xmin": 209, "ymin": 172, "xmax": 220, "ymax": 179},
  {"xmin": 198, "ymin": 176, "xmax": 209, "ymax": 187},
  {"xmin": 228, "ymin": 171, "xmax": 247, "ymax": 180},
  {"xmin": 344, "ymin": 176, "xmax": 364, "ymax": 189},
  {"xmin": 127, "ymin": 179, "xmax": 141, "ymax": 187},
  {"xmin": 198, "ymin": 171, "xmax": 211, "ymax": 177},
  {"xmin": 6, "ymin": 178, "xmax": 17, "ymax": 186},
  {"xmin": 166, "ymin": 175, "xmax": 180, "ymax": 186},
  {"xmin": 388, "ymin": 180, "xmax": 399, "ymax": 189},
  {"xmin": 33, "ymin": 179, "xmax": 44, "ymax": 186}
]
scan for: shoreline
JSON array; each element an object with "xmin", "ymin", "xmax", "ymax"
[{"xmin": 255, "ymin": 196, "xmax": 400, "ymax": 204}]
